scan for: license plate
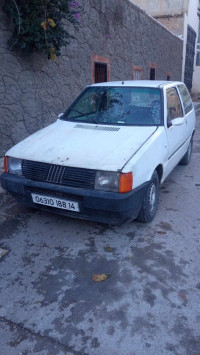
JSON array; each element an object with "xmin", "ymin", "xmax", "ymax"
[{"xmin": 31, "ymin": 193, "xmax": 80, "ymax": 212}]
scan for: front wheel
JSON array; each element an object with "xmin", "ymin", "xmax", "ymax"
[
  {"xmin": 137, "ymin": 171, "xmax": 159, "ymax": 223},
  {"xmin": 179, "ymin": 137, "xmax": 193, "ymax": 165}
]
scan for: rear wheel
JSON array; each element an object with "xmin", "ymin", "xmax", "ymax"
[
  {"xmin": 179, "ymin": 137, "xmax": 193, "ymax": 165},
  {"xmin": 137, "ymin": 171, "xmax": 159, "ymax": 223}
]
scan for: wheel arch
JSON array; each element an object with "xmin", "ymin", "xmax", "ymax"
[{"xmin": 155, "ymin": 164, "xmax": 163, "ymax": 183}]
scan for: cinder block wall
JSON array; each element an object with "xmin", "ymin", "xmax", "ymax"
[{"xmin": 0, "ymin": 0, "xmax": 183, "ymax": 156}]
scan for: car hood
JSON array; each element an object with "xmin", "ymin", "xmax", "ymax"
[{"xmin": 7, "ymin": 120, "xmax": 157, "ymax": 171}]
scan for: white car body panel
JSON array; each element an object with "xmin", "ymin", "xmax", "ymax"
[
  {"xmin": 6, "ymin": 120, "xmax": 157, "ymax": 172},
  {"xmin": 123, "ymin": 127, "xmax": 167, "ymax": 187}
]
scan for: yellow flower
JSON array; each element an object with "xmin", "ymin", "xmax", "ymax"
[
  {"xmin": 41, "ymin": 21, "xmax": 47, "ymax": 31},
  {"xmin": 48, "ymin": 18, "xmax": 56, "ymax": 27},
  {"xmin": 50, "ymin": 48, "xmax": 56, "ymax": 61},
  {"xmin": 41, "ymin": 19, "xmax": 55, "ymax": 31}
]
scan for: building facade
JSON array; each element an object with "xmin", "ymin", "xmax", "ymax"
[
  {"xmin": 0, "ymin": 0, "xmax": 183, "ymax": 156},
  {"xmin": 131, "ymin": 0, "xmax": 200, "ymax": 94}
]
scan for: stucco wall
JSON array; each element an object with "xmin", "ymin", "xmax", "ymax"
[
  {"xmin": 0, "ymin": 0, "xmax": 183, "ymax": 156},
  {"xmin": 155, "ymin": 15, "xmax": 184, "ymax": 37},
  {"xmin": 130, "ymin": 0, "xmax": 189, "ymax": 17}
]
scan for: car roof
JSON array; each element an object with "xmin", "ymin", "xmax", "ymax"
[{"xmin": 90, "ymin": 80, "xmax": 183, "ymax": 88}]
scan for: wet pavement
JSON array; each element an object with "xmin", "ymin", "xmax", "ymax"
[{"xmin": 0, "ymin": 113, "xmax": 200, "ymax": 355}]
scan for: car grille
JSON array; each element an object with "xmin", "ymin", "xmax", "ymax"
[{"xmin": 22, "ymin": 160, "xmax": 96, "ymax": 189}]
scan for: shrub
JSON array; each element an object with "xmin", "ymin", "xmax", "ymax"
[{"xmin": 4, "ymin": 0, "xmax": 83, "ymax": 60}]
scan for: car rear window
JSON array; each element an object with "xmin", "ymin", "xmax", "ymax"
[{"xmin": 178, "ymin": 84, "xmax": 193, "ymax": 114}]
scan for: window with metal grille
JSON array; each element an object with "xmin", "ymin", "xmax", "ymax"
[
  {"xmin": 134, "ymin": 70, "xmax": 140, "ymax": 80},
  {"xmin": 132, "ymin": 66, "xmax": 143, "ymax": 80},
  {"xmin": 95, "ymin": 62, "xmax": 108, "ymax": 83},
  {"xmin": 91, "ymin": 55, "xmax": 110, "ymax": 84}
]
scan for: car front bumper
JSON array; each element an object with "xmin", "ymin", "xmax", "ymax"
[{"xmin": 1, "ymin": 173, "xmax": 149, "ymax": 224}]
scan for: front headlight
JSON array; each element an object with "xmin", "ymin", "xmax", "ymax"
[
  {"xmin": 95, "ymin": 171, "xmax": 133, "ymax": 193},
  {"xmin": 7, "ymin": 157, "xmax": 22, "ymax": 175},
  {"xmin": 95, "ymin": 171, "xmax": 120, "ymax": 192}
]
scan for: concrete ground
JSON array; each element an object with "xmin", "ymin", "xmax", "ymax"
[{"xmin": 0, "ymin": 109, "xmax": 200, "ymax": 354}]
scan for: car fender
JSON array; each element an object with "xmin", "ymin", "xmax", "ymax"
[{"xmin": 122, "ymin": 127, "xmax": 167, "ymax": 189}]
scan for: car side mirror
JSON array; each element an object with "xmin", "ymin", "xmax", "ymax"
[
  {"xmin": 172, "ymin": 117, "xmax": 184, "ymax": 126},
  {"xmin": 58, "ymin": 113, "xmax": 64, "ymax": 119},
  {"xmin": 167, "ymin": 120, "xmax": 172, "ymax": 128}
]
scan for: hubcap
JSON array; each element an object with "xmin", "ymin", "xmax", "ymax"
[{"xmin": 149, "ymin": 182, "xmax": 156, "ymax": 212}]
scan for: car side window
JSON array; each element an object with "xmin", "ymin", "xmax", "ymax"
[
  {"xmin": 167, "ymin": 87, "xmax": 183, "ymax": 122},
  {"xmin": 177, "ymin": 84, "xmax": 193, "ymax": 114}
]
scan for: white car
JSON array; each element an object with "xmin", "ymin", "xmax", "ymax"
[{"xmin": 1, "ymin": 81, "xmax": 196, "ymax": 224}]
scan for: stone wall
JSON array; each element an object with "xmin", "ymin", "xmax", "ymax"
[{"xmin": 0, "ymin": 0, "xmax": 183, "ymax": 156}]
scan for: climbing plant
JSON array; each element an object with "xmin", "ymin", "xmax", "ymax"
[{"xmin": 4, "ymin": 0, "xmax": 83, "ymax": 60}]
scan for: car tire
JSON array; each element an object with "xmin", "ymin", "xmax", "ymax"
[
  {"xmin": 179, "ymin": 137, "xmax": 193, "ymax": 166},
  {"xmin": 137, "ymin": 171, "xmax": 159, "ymax": 223}
]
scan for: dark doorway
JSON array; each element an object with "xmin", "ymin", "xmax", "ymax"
[
  {"xmin": 95, "ymin": 62, "xmax": 108, "ymax": 83},
  {"xmin": 150, "ymin": 68, "xmax": 156, "ymax": 80},
  {"xmin": 184, "ymin": 25, "xmax": 196, "ymax": 92}
]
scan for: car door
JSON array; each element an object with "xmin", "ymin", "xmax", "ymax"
[{"xmin": 164, "ymin": 86, "xmax": 187, "ymax": 173}]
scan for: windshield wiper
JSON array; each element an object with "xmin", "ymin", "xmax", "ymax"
[
  {"xmin": 70, "ymin": 108, "xmax": 86, "ymax": 116},
  {"xmin": 69, "ymin": 109, "xmax": 99, "ymax": 124}
]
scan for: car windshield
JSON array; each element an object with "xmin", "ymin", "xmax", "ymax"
[{"xmin": 62, "ymin": 86, "xmax": 162, "ymax": 126}]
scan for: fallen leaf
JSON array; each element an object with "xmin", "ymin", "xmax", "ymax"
[
  {"xmin": 0, "ymin": 248, "xmax": 8, "ymax": 258},
  {"xmin": 51, "ymin": 52, "xmax": 57, "ymax": 61},
  {"xmin": 178, "ymin": 292, "xmax": 188, "ymax": 303},
  {"xmin": 92, "ymin": 274, "xmax": 110, "ymax": 282},
  {"xmin": 104, "ymin": 246, "xmax": 113, "ymax": 252}
]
